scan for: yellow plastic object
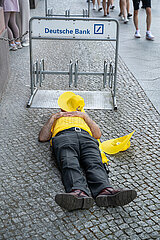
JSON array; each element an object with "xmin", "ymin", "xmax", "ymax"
[
  {"xmin": 101, "ymin": 130, "xmax": 135, "ymax": 155},
  {"xmin": 58, "ymin": 91, "xmax": 85, "ymax": 112},
  {"xmin": 98, "ymin": 139, "xmax": 109, "ymax": 164}
]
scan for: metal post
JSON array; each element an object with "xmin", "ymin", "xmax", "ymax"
[
  {"xmin": 39, "ymin": 59, "xmax": 42, "ymax": 87},
  {"xmin": 110, "ymin": 64, "xmax": 114, "ymax": 89},
  {"xmin": 35, "ymin": 59, "xmax": 39, "ymax": 85},
  {"xmin": 74, "ymin": 60, "xmax": 78, "ymax": 87},
  {"xmin": 42, "ymin": 59, "xmax": 45, "ymax": 81},
  {"xmin": 69, "ymin": 60, "xmax": 73, "ymax": 87},
  {"xmin": 29, "ymin": 19, "xmax": 33, "ymax": 95},
  {"xmin": 51, "ymin": 8, "xmax": 53, "ymax": 16},
  {"xmin": 113, "ymin": 20, "xmax": 119, "ymax": 109},
  {"xmin": 108, "ymin": 61, "xmax": 112, "ymax": 88},
  {"xmin": 65, "ymin": 10, "xmax": 70, "ymax": 17},
  {"xmin": 88, "ymin": 0, "xmax": 90, "ymax": 17},
  {"xmin": 45, "ymin": 0, "xmax": 47, "ymax": 16},
  {"xmin": 83, "ymin": 9, "xmax": 85, "ymax": 17},
  {"xmin": 85, "ymin": 10, "xmax": 88, "ymax": 17},
  {"xmin": 83, "ymin": 9, "xmax": 87, "ymax": 17},
  {"xmin": 33, "ymin": 63, "xmax": 35, "ymax": 87},
  {"xmin": 103, "ymin": 60, "xmax": 107, "ymax": 88}
]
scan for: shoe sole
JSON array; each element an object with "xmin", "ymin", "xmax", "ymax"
[
  {"xmin": 10, "ymin": 48, "xmax": 17, "ymax": 51},
  {"xmin": 95, "ymin": 190, "xmax": 137, "ymax": 207},
  {"xmin": 146, "ymin": 37, "xmax": 154, "ymax": 41},
  {"xmin": 22, "ymin": 43, "xmax": 29, "ymax": 47},
  {"xmin": 135, "ymin": 36, "xmax": 141, "ymax": 38},
  {"xmin": 55, "ymin": 193, "xmax": 94, "ymax": 211}
]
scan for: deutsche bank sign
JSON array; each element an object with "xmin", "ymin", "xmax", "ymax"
[
  {"xmin": 32, "ymin": 19, "xmax": 112, "ymax": 39},
  {"xmin": 44, "ymin": 27, "xmax": 91, "ymax": 35},
  {"xmin": 94, "ymin": 24, "xmax": 104, "ymax": 34}
]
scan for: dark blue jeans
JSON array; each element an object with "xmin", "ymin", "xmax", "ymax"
[{"xmin": 52, "ymin": 129, "xmax": 112, "ymax": 198}]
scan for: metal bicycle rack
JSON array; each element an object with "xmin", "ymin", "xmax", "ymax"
[
  {"xmin": 27, "ymin": 17, "xmax": 119, "ymax": 110},
  {"xmin": 45, "ymin": 0, "xmax": 90, "ymax": 17}
]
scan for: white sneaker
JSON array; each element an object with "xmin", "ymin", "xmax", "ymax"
[
  {"xmin": 110, "ymin": 5, "xmax": 115, "ymax": 10},
  {"xmin": 124, "ymin": 18, "xmax": 129, "ymax": 24},
  {"xmin": 134, "ymin": 30, "xmax": 141, "ymax": 38},
  {"xmin": 98, "ymin": 6, "xmax": 102, "ymax": 11},
  {"xmin": 121, "ymin": 15, "xmax": 124, "ymax": 21},
  {"xmin": 146, "ymin": 31, "xmax": 154, "ymax": 41},
  {"xmin": 9, "ymin": 43, "xmax": 17, "ymax": 51},
  {"xmin": 93, "ymin": 5, "xmax": 96, "ymax": 10},
  {"xmin": 15, "ymin": 41, "xmax": 23, "ymax": 49},
  {"xmin": 22, "ymin": 40, "xmax": 29, "ymax": 47}
]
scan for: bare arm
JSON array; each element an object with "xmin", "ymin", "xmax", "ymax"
[
  {"xmin": 39, "ymin": 112, "xmax": 64, "ymax": 142},
  {"xmin": 83, "ymin": 113, "xmax": 101, "ymax": 139}
]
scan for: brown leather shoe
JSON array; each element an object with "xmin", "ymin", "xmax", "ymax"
[
  {"xmin": 55, "ymin": 190, "xmax": 94, "ymax": 211},
  {"xmin": 96, "ymin": 187, "xmax": 137, "ymax": 207}
]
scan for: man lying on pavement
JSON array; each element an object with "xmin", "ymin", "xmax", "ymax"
[{"xmin": 39, "ymin": 91, "xmax": 137, "ymax": 211}]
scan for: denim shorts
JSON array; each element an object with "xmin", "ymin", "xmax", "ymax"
[{"xmin": 133, "ymin": 0, "xmax": 151, "ymax": 10}]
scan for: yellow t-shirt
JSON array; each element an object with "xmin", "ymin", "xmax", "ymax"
[
  {"xmin": 51, "ymin": 116, "xmax": 92, "ymax": 138},
  {"xmin": 50, "ymin": 116, "xmax": 109, "ymax": 164}
]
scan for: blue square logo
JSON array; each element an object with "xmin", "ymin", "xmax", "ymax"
[{"xmin": 94, "ymin": 24, "xmax": 104, "ymax": 34}]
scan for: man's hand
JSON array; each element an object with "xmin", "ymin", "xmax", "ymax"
[
  {"xmin": 62, "ymin": 111, "xmax": 101, "ymax": 139},
  {"xmin": 52, "ymin": 111, "xmax": 84, "ymax": 119},
  {"xmin": 59, "ymin": 111, "xmax": 86, "ymax": 118}
]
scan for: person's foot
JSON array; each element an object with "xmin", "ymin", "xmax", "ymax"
[
  {"xmin": 15, "ymin": 41, "xmax": 23, "ymax": 49},
  {"xmin": 134, "ymin": 30, "xmax": 141, "ymax": 38},
  {"xmin": 55, "ymin": 189, "xmax": 94, "ymax": 211},
  {"xmin": 22, "ymin": 40, "xmax": 29, "ymax": 47},
  {"xmin": 93, "ymin": 4, "xmax": 96, "ymax": 10},
  {"xmin": 124, "ymin": 18, "xmax": 129, "ymax": 24},
  {"xmin": 104, "ymin": 11, "xmax": 109, "ymax": 17},
  {"xmin": 9, "ymin": 43, "xmax": 18, "ymax": 51},
  {"xmin": 110, "ymin": 5, "xmax": 115, "ymax": 10},
  {"xmin": 146, "ymin": 31, "xmax": 154, "ymax": 41},
  {"xmin": 121, "ymin": 15, "xmax": 124, "ymax": 21},
  {"xmin": 104, "ymin": 14, "xmax": 109, "ymax": 17},
  {"xmin": 98, "ymin": 6, "xmax": 102, "ymax": 11},
  {"xmin": 95, "ymin": 187, "xmax": 137, "ymax": 207},
  {"xmin": 127, "ymin": 13, "xmax": 132, "ymax": 18}
]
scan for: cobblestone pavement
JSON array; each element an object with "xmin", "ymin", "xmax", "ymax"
[{"xmin": 0, "ymin": 0, "xmax": 160, "ymax": 239}]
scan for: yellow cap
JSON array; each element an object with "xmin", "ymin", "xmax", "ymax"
[
  {"xmin": 101, "ymin": 130, "xmax": 135, "ymax": 154},
  {"xmin": 58, "ymin": 91, "xmax": 85, "ymax": 112}
]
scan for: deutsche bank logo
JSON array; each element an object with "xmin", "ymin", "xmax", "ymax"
[{"xmin": 94, "ymin": 24, "xmax": 104, "ymax": 34}]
